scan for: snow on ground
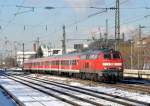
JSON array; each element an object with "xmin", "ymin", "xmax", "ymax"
[
  {"xmin": 0, "ymin": 88, "xmax": 16, "ymax": 106},
  {"xmin": 1, "ymin": 71, "xmax": 150, "ymax": 106},
  {"xmin": 0, "ymin": 76, "xmax": 71, "ymax": 106},
  {"xmin": 30, "ymin": 74, "xmax": 86, "ymax": 86},
  {"xmin": 32, "ymin": 74, "xmax": 150, "ymax": 104},
  {"xmin": 85, "ymin": 86, "xmax": 150, "ymax": 103}
]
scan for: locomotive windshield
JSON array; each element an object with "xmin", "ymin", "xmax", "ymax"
[
  {"xmin": 104, "ymin": 51, "xmax": 121, "ymax": 59},
  {"xmin": 112, "ymin": 53, "xmax": 121, "ymax": 59},
  {"xmin": 104, "ymin": 53, "xmax": 111, "ymax": 59}
]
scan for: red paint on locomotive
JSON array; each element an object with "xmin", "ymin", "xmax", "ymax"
[{"xmin": 23, "ymin": 49, "xmax": 124, "ymax": 83}]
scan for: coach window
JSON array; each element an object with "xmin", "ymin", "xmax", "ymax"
[
  {"xmin": 56, "ymin": 61, "xmax": 59, "ymax": 65},
  {"xmin": 51, "ymin": 61, "xmax": 53, "ymax": 65},
  {"xmin": 62, "ymin": 60, "xmax": 64, "ymax": 65},
  {"xmin": 64, "ymin": 60, "xmax": 69, "ymax": 66},
  {"xmin": 45, "ymin": 61, "xmax": 48, "ymax": 66},
  {"xmin": 55, "ymin": 61, "xmax": 57, "ymax": 65},
  {"xmin": 86, "ymin": 55, "xmax": 90, "ymax": 59},
  {"xmin": 70, "ymin": 60, "xmax": 73, "ymax": 65},
  {"xmin": 61, "ymin": 60, "xmax": 63, "ymax": 65},
  {"xmin": 66, "ymin": 60, "xmax": 69, "ymax": 66},
  {"xmin": 53, "ymin": 61, "xmax": 55, "ymax": 65},
  {"xmin": 72, "ymin": 60, "xmax": 76, "ymax": 65},
  {"xmin": 62, "ymin": 60, "xmax": 65, "ymax": 66},
  {"xmin": 48, "ymin": 61, "xmax": 51, "ymax": 65},
  {"xmin": 64, "ymin": 60, "xmax": 66, "ymax": 66},
  {"xmin": 53, "ymin": 61, "xmax": 56, "ymax": 65},
  {"xmin": 60, "ymin": 60, "xmax": 62, "ymax": 65},
  {"xmin": 63, "ymin": 60, "xmax": 65, "ymax": 65},
  {"xmin": 67, "ymin": 60, "xmax": 69, "ymax": 65}
]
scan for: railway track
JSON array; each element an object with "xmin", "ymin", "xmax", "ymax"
[
  {"xmin": 34, "ymin": 74, "xmax": 150, "ymax": 94},
  {"xmin": 5, "ymin": 74, "xmax": 149, "ymax": 106},
  {"xmin": 3, "ymin": 76, "xmax": 97, "ymax": 106},
  {"xmin": 47, "ymin": 75, "xmax": 150, "ymax": 94},
  {"xmin": 109, "ymin": 83, "xmax": 150, "ymax": 94},
  {"xmin": 5, "ymin": 70, "xmax": 150, "ymax": 94}
]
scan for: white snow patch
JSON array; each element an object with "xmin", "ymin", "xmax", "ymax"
[
  {"xmin": 33, "ymin": 74, "xmax": 150, "ymax": 104},
  {"xmin": 0, "ymin": 76, "xmax": 71, "ymax": 106}
]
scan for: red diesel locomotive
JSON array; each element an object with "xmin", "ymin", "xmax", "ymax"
[{"xmin": 23, "ymin": 49, "xmax": 124, "ymax": 83}]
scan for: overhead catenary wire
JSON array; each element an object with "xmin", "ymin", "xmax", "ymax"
[
  {"xmin": 0, "ymin": 0, "xmax": 26, "ymax": 34},
  {"xmin": 0, "ymin": 0, "xmax": 150, "ymax": 47}
]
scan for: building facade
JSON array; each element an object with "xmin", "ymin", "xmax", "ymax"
[{"xmin": 17, "ymin": 51, "xmax": 36, "ymax": 66}]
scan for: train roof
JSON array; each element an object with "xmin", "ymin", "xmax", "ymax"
[{"xmin": 24, "ymin": 49, "xmax": 119, "ymax": 63}]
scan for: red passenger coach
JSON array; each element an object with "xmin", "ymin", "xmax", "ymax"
[{"xmin": 24, "ymin": 49, "xmax": 124, "ymax": 83}]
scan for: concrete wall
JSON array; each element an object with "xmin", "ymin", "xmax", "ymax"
[{"xmin": 124, "ymin": 69, "xmax": 150, "ymax": 79}]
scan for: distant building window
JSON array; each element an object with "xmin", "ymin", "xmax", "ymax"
[{"xmin": 53, "ymin": 50, "xmax": 60, "ymax": 54}]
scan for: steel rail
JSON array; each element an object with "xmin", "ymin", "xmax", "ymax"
[
  {"xmin": 24, "ymin": 75, "xmax": 150, "ymax": 106},
  {"xmin": 22, "ymin": 76, "xmax": 139, "ymax": 106},
  {"xmin": 5, "ymin": 75, "xmax": 103, "ymax": 106}
]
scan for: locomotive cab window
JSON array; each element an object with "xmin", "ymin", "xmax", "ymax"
[
  {"xmin": 104, "ymin": 53, "xmax": 111, "ymax": 59},
  {"xmin": 113, "ymin": 53, "xmax": 121, "ymax": 59}
]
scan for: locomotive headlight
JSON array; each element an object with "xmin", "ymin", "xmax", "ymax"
[
  {"xmin": 118, "ymin": 67, "xmax": 122, "ymax": 70},
  {"xmin": 104, "ymin": 67, "xmax": 107, "ymax": 70},
  {"xmin": 102, "ymin": 63, "xmax": 111, "ymax": 66},
  {"xmin": 102, "ymin": 63, "xmax": 122, "ymax": 66},
  {"xmin": 114, "ymin": 63, "xmax": 122, "ymax": 66}
]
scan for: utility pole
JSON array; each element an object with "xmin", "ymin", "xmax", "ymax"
[
  {"xmin": 22, "ymin": 43, "xmax": 24, "ymax": 70},
  {"xmin": 138, "ymin": 25, "xmax": 145, "ymax": 69},
  {"xmin": 130, "ymin": 40, "xmax": 133, "ymax": 69},
  {"xmin": 139, "ymin": 25, "xmax": 143, "ymax": 39},
  {"xmin": 49, "ymin": 42, "xmax": 52, "ymax": 56},
  {"xmin": 62, "ymin": 25, "xmax": 66, "ymax": 54},
  {"xmin": 115, "ymin": 0, "xmax": 120, "ymax": 50},
  {"xmin": 122, "ymin": 32, "xmax": 125, "ymax": 41},
  {"xmin": 37, "ymin": 37, "xmax": 40, "ymax": 49},
  {"xmin": 138, "ymin": 25, "xmax": 141, "ymax": 69},
  {"xmin": 14, "ymin": 42, "xmax": 17, "ymax": 67},
  {"xmin": 105, "ymin": 19, "xmax": 108, "ymax": 46},
  {"xmin": 98, "ymin": 27, "xmax": 102, "ymax": 39}
]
